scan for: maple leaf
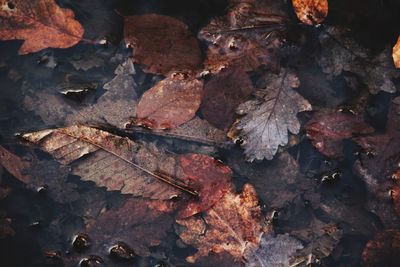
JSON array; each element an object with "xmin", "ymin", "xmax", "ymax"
[
  {"xmin": 361, "ymin": 230, "xmax": 400, "ymax": 267},
  {"xmin": 292, "ymin": 0, "xmax": 328, "ymax": 25},
  {"xmin": 318, "ymin": 28, "xmax": 399, "ymax": 94},
  {"xmin": 234, "ymin": 69, "xmax": 312, "ymax": 161},
  {"xmin": 198, "ymin": 0, "xmax": 287, "ymax": 73},
  {"xmin": 0, "ymin": 0, "xmax": 84, "ymax": 54},
  {"xmin": 244, "ymin": 233, "xmax": 304, "ymax": 267},
  {"xmin": 200, "ymin": 65, "xmax": 253, "ymax": 131},
  {"xmin": 84, "ymin": 198, "xmax": 176, "ymax": 259},
  {"xmin": 124, "ymin": 14, "xmax": 201, "ymax": 75},
  {"xmin": 176, "ymin": 184, "xmax": 271, "ymax": 263},
  {"xmin": 132, "ymin": 71, "xmax": 203, "ymax": 130},
  {"xmin": 393, "ymin": 36, "xmax": 400, "ymax": 68},
  {"xmin": 305, "ymin": 109, "xmax": 374, "ymax": 158},
  {"xmin": 22, "ymin": 125, "xmax": 233, "ymax": 216}
]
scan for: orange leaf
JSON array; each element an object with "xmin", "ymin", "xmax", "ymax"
[
  {"xmin": 0, "ymin": 0, "xmax": 84, "ymax": 54},
  {"xmin": 292, "ymin": 0, "xmax": 328, "ymax": 25},
  {"xmin": 393, "ymin": 36, "xmax": 400, "ymax": 68}
]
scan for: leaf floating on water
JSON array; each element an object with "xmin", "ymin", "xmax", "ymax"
[
  {"xmin": 22, "ymin": 125, "xmax": 183, "ymax": 199},
  {"xmin": 393, "ymin": 36, "xmax": 400, "ymax": 68},
  {"xmin": 176, "ymin": 184, "xmax": 271, "ymax": 263},
  {"xmin": 201, "ymin": 66, "xmax": 253, "ymax": 131},
  {"xmin": 292, "ymin": 0, "xmax": 328, "ymax": 25},
  {"xmin": 133, "ymin": 72, "xmax": 203, "ymax": 130},
  {"xmin": 0, "ymin": 0, "xmax": 84, "ymax": 54},
  {"xmin": 306, "ymin": 109, "xmax": 374, "ymax": 158},
  {"xmin": 124, "ymin": 14, "xmax": 201, "ymax": 75},
  {"xmin": 234, "ymin": 69, "xmax": 312, "ymax": 161}
]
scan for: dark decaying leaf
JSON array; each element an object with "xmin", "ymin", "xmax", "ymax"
[
  {"xmin": 200, "ymin": 66, "xmax": 253, "ymax": 131},
  {"xmin": 124, "ymin": 14, "xmax": 201, "ymax": 75},
  {"xmin": 234, "ymin": 69, "xmax": 312, "ymax": 161},
  {"xmin": 22, "ymin": 125, "xmax": 233, "ymax": 217},
  {"xmin": 0, "ymin": 0, "xmax": 84, "ymax": 54},
  {"xmin": 305, "ymin": 110, "xmax": 374, "ymax": 158},
  {"xmin": 133, "ymin": 72, "xmax": 203, "ymax": 130},
  {"xmin": 198, "ymin": 0, "xmax": 287, "ymax": 73},
  {"xmin": 292, "ymin": 0, "xmax": 328, "ymax": 25},
  {"xmin": 176, "ymin": 184, "xmax": 271, "ymax": 263},
  {"xmin": 361, "ymin": 230, "xmax": 400, "ymax": 267},
  {"xmin": 0, "ymin": 213, "xmax": 14, "ymax": 239},
  {"xmin": 244, "ymin": 233, "xmax": 303, "ymax": 267},
  {"xmin": 318, "ymin": 28, "xmax": 399, "ymax": 94},
  {"xmin": 84, "ymin": 198, "xmax": 176, "ymax": 258},
  {"xmin": 0, "ymin": 145, "xmax": 31, "ymax": 184}
]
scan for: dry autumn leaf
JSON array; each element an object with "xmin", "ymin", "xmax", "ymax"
[
  {"xmin": 292, "ymin": 0, "xmax": 328, "ymax": 25},
  {"xmin": 234, "ymin": 69, "xmax": 312, "ymax": 161},
  {"xmin": 393, "ymin": 36, "xmax": 400, "ymax": 68},
  {"xmin": 133, "ymin": 72, "xmax": 203, "ymax": 130},
  {"xmin": 0, "ymin": 0, "xmax": 84, "ymax": 54},
  {"xmin": 176, "ymin": 184, "xmax": 271, "ymax": 263},
  {"xmin": 124, "ymin": 14, "xmax": 201, "ymax": 75},
  {"xmin": 200, "ymin": 66, "xmax": 253, "ymax": 131}
]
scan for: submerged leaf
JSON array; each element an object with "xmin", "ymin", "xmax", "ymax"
[
  {"xmin": 0, "ymin": 0, "xmax": 84, "ymax": 54},
  {"xmin": 133, "ymin": 72, "xmax": 203, "ymax": 130},
  {"xmin": 124, "ymin": 14, "xmax": 201, "ymax": 75},
  {"xmin": 292, "ymin": 0, "xmax": 328, "ymax": 25},
  {"xmin": 235, "ymin": 69, "xmax": 311, "ymax": 161},
  {"xmin": 361, "ymin": 230, "xmax": 400, "ymax": 267},
  {"xmin": 176, "ymin": 184, "xmax": 271, "ymax": 263}
]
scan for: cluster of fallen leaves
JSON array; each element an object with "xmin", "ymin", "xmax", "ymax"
[{"xmin": 0, "ymin": 0, "xmax": 400, "ymax": 266}]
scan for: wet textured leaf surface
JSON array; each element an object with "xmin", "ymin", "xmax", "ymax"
[
  {"xmin": 0, "ymin": 0, "xmax": 84, "ymax": 54},
  {"xmin": 235, "ymin": 69, "xmax": 312, "ymax": 161},
  {"xmin": 292, "ymin": 0, "xmax": 328, "ymax": 25}
]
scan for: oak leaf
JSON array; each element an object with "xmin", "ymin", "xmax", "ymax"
[
  {"xmin": 234, "ymin": 69, "xmax": 312, "ymax": 161},
  {"xmin": 306, "ymin": 110, "xmax": 374, "ymax": 158},
  {"xmin": 200, "ymin": 66, "xmax": 253, "ymax": 131},
  {"xmin": 176, "ymin": 184, "xmax": 271, "ymax": 263},
  {"xmin": 133, "ymin": 72, "xmax": 203, "ymax": 130},
  {"xmin": 124, "ymin": 14, "xmax": 201, "ymax": 75},
  {"xmin": 0, "ymin": 0, "xmax": 84, "ymax": 54},
  {"xmin": 292, "ymin": 0, "xmax": 328, "ymax": 25},
  {"xmin": 393, "ymin": 36, "xmax": 400, "ymax": 68}
]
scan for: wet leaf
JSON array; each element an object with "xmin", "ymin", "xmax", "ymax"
[
  {"xmin": 0, "ymin": 145, "xmax": 31, "ymax": 184},
  {"xmin": 292, "ymin": 0, "xmax": 328, "ymax": 25},
  {"xmin": 85, "ymin": 198, "xmax": 176, "ymax": 258},
  {"xmin": 198, "ymin": 0, "xmax": 287, "ymax": 73},
  {"xmin": 0, "ymin": 0, "xmax": 84, "ymax": 54},
  {"xmin": 244, "ymin": 233, "xmax": 303, "ymax": 267},
  {"xmin": 176, "ymin": 184, "xmax": 271, "ymax": 263},
  {"xmin": 200, "ymin": 66, "xmax": 253, "ymax": 131},
  {"xmin": 133, "ymin": 72, "xmax": 203, "ymax": 130},
  {"xmin": 306, "ymin": 110, "xmax": 374, "ymax": 158},
  {"xmin": 234, "ymin": 69, "xmax": 312, "ymax": 161},
  {"xmin": 124, "ymin": 14, "xmax": 201, "ymax": 75},
  {"xmin": 393, "ymin": 36, "xmax": 400, "ymax": 68},
  {"xmin": 0, "ymin": 213, "xmax": 14, "ymax": 238},
  {"xmin": 361, "ymin": 230, "xmax": 400, "ymax": 267}
]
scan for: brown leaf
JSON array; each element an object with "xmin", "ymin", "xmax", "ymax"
[
  {"xmin": 133, "ymin": 72, "xmax": 203, "ymax": 130},
  {"xmin": 0, "ymin": 145, "xmax": 30, "ymax": 184},
  {"xmin": 198, "ymin": 0, "xmax": 287, "ymax": 73},
  {"xmin": 292, "ymin": 0, "xmax": 328, "ymax": 25},
  {"xmin": 177, "ymin": 153, "xmax": 232, "ymax": 218},
  {"xmin": 361, "ymin": 230, "xmax": 400, "ymax": 267},
  {"xmin": 0, "ymin": 0, "xmax": 84, "ymax": 54},
  {"xmin": 176, "ymin": 184, "xmax": 271, "ymax": 263},
  {"xmin": 124, "ymin": 14, "xmax": 201, "ymax": 75},
  {"xmin": 234, "ymin": 69, "xmax": 312, "ymax": 161},
  {"xmin": 22, "ymin": 125, "xmax": 182, "ymax": 199},
  {"xmin": 85, "ymin": 198, "xmax": 176, "ymax": 258},
  {"xmin": 306, "ymin": 110, "xmax": 374, "ymax": 158},
  {"xmin": 200, "ymin": 66, "xmax": 253, "ymax": 131},
  {"xmin": 393, "ymin": 36, "xmax": 400, "ymax": 68}
]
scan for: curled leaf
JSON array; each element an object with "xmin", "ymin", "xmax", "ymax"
[
  {"xmin": 0, "ymin": 0, "xmax": 84, "ymax": 54},
  {"xmin": 124, "ymin": 14, "xmax": 201, "ymax": 75},
  {"xmin": 133, "ymin": 72, "xmax": 203, "ymax": 130},
  {"xmin": 292, "ymin": 0, "xmax": 328, "ymax": 25}
]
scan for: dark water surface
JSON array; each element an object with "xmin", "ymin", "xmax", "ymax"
[{"xmin": 0, "ymin": 0, "xmax": 400, "ymax": 266}]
